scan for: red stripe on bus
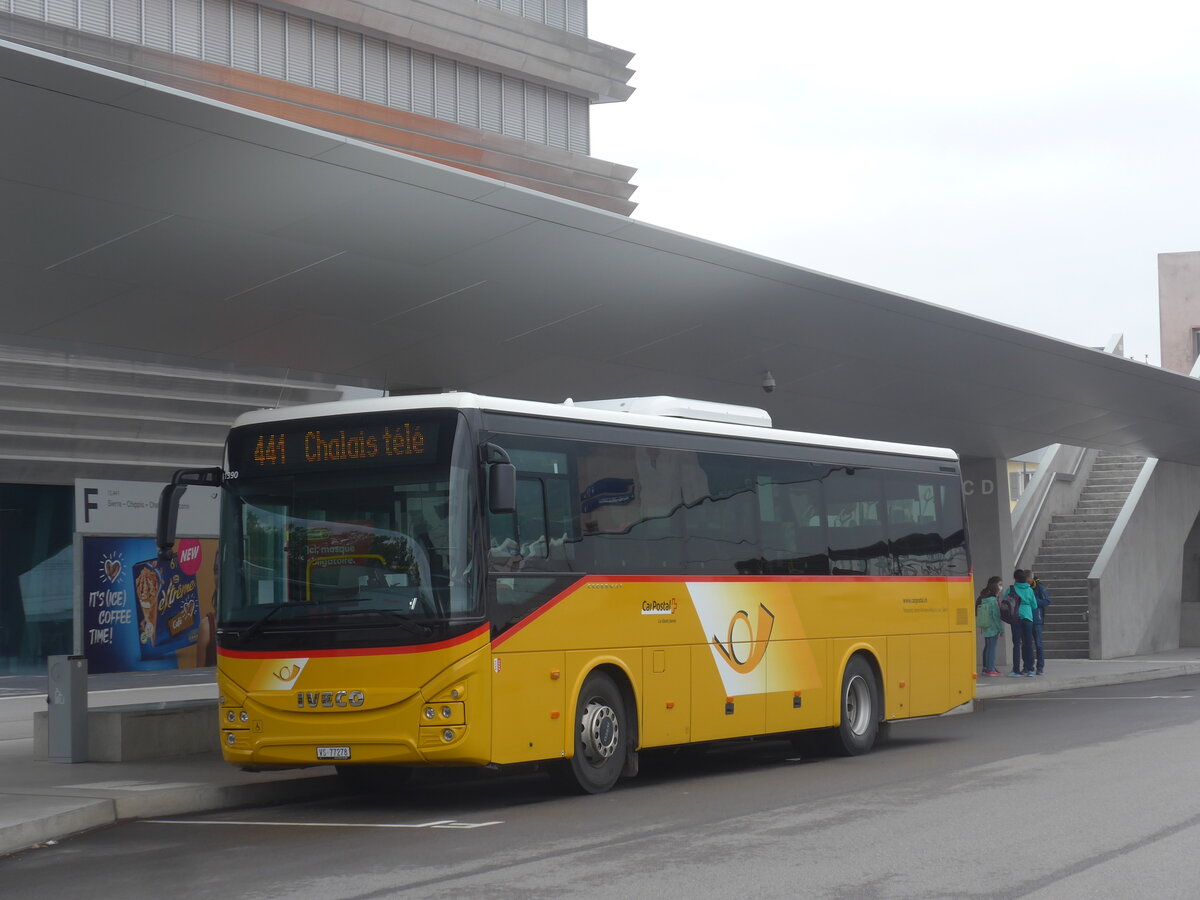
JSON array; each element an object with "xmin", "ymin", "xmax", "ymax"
[{"xmin": 217, "ymin": 623, "xmax": 490, "ymax": 659}]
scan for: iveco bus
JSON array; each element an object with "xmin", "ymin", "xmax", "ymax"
[{"xmin": 157, "ymin": 393, "xmax": 975, "ymax": 793}]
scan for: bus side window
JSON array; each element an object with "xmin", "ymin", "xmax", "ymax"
[{"xmin": 488, "ymin": 477, "xmax": 548, "ymax": 570}]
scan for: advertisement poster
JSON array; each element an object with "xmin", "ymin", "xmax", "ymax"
[{"xmin": 82, "ymin": 536, "xmax": 217, "ymax": 674}]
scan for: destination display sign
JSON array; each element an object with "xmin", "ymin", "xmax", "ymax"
[{"xmin": 228, "ymin": 416, "xmax": 443, "ymax": 476}]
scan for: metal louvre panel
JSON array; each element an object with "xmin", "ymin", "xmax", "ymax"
[
  {"xmin": 546, "ymin": 87, "xmax": 567, "ymax": 149},
  {"xmin": 568, "ymin": 93, "xmax": 587, "ymax": 153},
  {"xmin": 479, "ymin": 68, "xmax": 501, "ymax": 132},
  {"xmin": 0, "ymin": 0, "xmax": 9, "ymax": 15},
  {"xmin": 525, "ymin": 82, "xmax": 546, "ymax": 143},
  {"xmin": 312, "ymin": 22, "xmax": 337, "ymax": 92},
  {"xmin": 474, "ymin": 0, "xmax": 499, "ymax": 8},
  {"xmin": 545, "ymin": 0, "xmax": 566, "ymax": 30},
  {"xmin": 144, "ymin": 0, "xmax": 172, "ymax": 51},
  {"xmin": 386, "ymin": 43, "xmax": 411, "ymax": 110},
  {"xmin": 457, "ymin": 63, "xmax": 479, "ymax": 128},
  {"xmin": 203, "ymin": 0, "xmax": 231, "ymax": 65},
  {"xmin": 112, "ymin": 0, "xmax": 141, "ymax": 44},
  {"xmin": 11, "ymin": 0, "xmax": 40, "ymax": 20},
  {"xmin": 259, "ymin": 6, "xmax": 284, "ymax": 78},
  {"xmin": 363, "ymin": 35, "xmax": 387, "ymax": 105},
  {"xmin": 231, "ymin": 0, "xmax": 257, "ymax": 72},
  {"xmin": 174, "ymin": 0, "xmax": 202, "ymax": 58},
  {"xmin": 434, "ymin": 57, "xmax": 456, "ymax": 121},
  {"xmin": 285, "ymin": 14, "xmax": 312, "ymax": 86},
  {"xmin": 566, "ymin": 0, "xmax": 585, "ymax": 36},
  {"xmin": 501, "ymin": 74, "xmax": 523, "ymax": 138},
  {"xmin": 411, "ymin": 49, "xmax": 434, "ymax": 116},
  {"xmin": 338, "ymin": 30, "xmax": 362, "ymax": 97},
  {"xmin": 500, "ymin": 0, "xmax": 519, "ymax": 14},
  {"xmin": 46, "ymin": 0, "xmax": 78, "ymax": 29},
  {"xmin": 79, "ymin": 0, "xmax": 110, "ymax": 36},
  {"xmin": 524, "ymin": 0, "xmax": 544, "ymax": 23}
]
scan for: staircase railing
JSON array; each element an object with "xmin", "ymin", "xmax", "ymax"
[{"xmin": 1013, "ymin": 444, "xmax": 1095, "ymax": 572}]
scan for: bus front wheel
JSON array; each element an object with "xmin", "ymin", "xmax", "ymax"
[
  {"xmin": 829, "ymin": 655, "xmax": 881, "ymax": 756},
  {"xmin": 565, "ymin": 671, "xmax": 628, "ymax": 794}
]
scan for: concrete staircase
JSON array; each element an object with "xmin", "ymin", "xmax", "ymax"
[{"xmin": 1030, "ymin": 451, "xmax": 1145, "ymax": 658}]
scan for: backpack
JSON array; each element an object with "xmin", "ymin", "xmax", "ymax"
[
  {"xmin": 998, "ymin": 587, "xmax": 1020, "ymax": 625},
  {"xmin": 1032, "ymin": 580, "xmax": 1051, "ymax": 609}
]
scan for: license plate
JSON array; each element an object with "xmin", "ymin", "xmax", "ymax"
[{"xmin": 316, "ymin": 746, "xmax": 351, "ymax": 760}]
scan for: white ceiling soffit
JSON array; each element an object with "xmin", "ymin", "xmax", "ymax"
[{"xmin": 3, "ymin": 38, "xmax": 1200, "ymax": 465}]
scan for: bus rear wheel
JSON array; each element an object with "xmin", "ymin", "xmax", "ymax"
[
  {"xmin": 829, "ymin": 655, "xmax": 881, "ymax": 756},
  {"xmin": 564, "ymin": 671, "xmax": 628, "ymax": 794}
]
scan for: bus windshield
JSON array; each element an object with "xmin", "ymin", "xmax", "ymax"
[{"xmin": 217, "ymin": 412, "xmax": 478, "ymax": 648}]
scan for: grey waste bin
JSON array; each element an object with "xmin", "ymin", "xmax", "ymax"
[{"xmin": 47, "ymin": 654, "xmax": 88, "ymax": 763}]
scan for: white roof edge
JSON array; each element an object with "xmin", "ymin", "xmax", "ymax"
[{"xmin": 233, "ymin": 392, "xmax": 959, "ymax": 462}]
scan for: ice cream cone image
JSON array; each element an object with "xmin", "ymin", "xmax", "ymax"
[{"xmin": 136, "ymin": 564, "xmax": 162, "ymax": 645}]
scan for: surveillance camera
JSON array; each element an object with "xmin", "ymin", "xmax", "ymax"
[{"xmin": 761, "ymin": 371, "xmax": 776, "ymax": 394}]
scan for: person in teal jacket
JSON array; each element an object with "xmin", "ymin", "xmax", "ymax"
[
  {"xmin": 975, "ymin": 576, "xmax": 1004, "ymax": 676},
  {"xmin": 1006, "ymin": 569, "xmax": 1038, "ymax": 676}
]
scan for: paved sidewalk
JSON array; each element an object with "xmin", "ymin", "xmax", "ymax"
[
  {"xmin": 0, "ymin": 676, "xmax": 341, "ymax": 858},
  {"xmin": 4, "ymin": 650, "xmax": 1200, "ymax": 858},
  {"xmin": 971, "ymin": 648, "xmax": 1200, "ymax": 699}
]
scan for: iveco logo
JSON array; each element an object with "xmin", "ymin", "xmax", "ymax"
[{"xmin": 296, "ymin": 690, "xmax": 366, "ymax": 709}]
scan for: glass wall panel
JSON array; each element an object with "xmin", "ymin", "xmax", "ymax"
[{"xmin": 0, "ymin": 484, "xmax": 74, "ymax": 674}]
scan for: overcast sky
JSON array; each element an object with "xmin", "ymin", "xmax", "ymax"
[{"xmin": 587, "ymin": 2, "xmax": 1200, "ymax": 367}]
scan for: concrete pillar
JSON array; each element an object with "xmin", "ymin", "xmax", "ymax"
[{"xmin": 961, "ymin": 456, "xmax": 1015, "ymax": 669}]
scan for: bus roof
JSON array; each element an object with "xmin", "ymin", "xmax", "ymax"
[{"xmin": 232, "ymin": 393, "xmax": 959, "ymax": 463}]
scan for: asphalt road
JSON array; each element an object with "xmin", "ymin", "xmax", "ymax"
[{"xmin": 5, "ymin": 676, "xmax": 1200, "ymax": 899}]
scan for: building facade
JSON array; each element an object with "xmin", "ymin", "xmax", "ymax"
[
  {"xmin": 0, "ymin": 0, "xmax": 636, "ymax": 673},
  {"xmin": 0, "ymin": 0, "xmax": 637, "ymax": 213},
  {"xmin": 1158, "ymin": 250, "xmax": 1200, "ymax": 375}
]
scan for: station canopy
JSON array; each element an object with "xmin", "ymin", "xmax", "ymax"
[{"xmin": 4, "ymin": 38, "xmax": 1200, "ymax": 465}]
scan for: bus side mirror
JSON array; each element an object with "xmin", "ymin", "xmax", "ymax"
[
  {"xmin": 157, "ymin": 467, "xmax": 224, "ymax": 560},
  {"xmin": 489, "ymin": 462, "xmax": 516, "ymax": 514}
]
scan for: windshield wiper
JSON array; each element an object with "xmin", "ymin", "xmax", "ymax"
[
  {"xmin": 328, "ymin": 606, "xmax": 434, "ymax": 639},
  {"xmin": 232, "ymin": 597, "xmax": 377, "ymax": 642},
  {"xmin": 232, "ymin": 597, "xmax": 441, "ymax": 642}
]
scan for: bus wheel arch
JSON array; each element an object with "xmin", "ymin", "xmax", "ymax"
[
  {"xmin": 561, "ymin": 664, "xmax": 638, "ymax": 794},
  {"xmin": 831, "ymin": 651, "xmax": 884, "ymax": 757}
]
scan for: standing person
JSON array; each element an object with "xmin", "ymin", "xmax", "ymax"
[
  {"xmin": 1005, "ymin": 569, "xmax": 1038, "ymax": 677},
  {"xmin": 1030, "ymin": 572, "xmax": 1051, "ymax": 675},
  {"xmin": 975, "ymin": 576, "xmax": 1004, "ymax": 676}
]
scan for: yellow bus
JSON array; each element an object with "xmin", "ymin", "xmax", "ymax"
[{"xmin": 158, "ymin": 393, "xmax": 975, "ymax": 793}]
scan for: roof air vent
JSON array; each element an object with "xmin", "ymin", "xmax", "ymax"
[{"xmin": 571, "ymin": 396, "xmax": 772, "ymax": 428}]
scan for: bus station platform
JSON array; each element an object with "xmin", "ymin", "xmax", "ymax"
[{"xmin": 4, "ymin": 650, "xmax": 1200, "ymax": 858}]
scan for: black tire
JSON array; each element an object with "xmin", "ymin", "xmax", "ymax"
[
  {"xmin": 336, "ymin": 764, "xmax": 413, "ymax": 793},
  {"xmin": 563, "ymin": 671, "xmax": 629, "ymax": 794},
  {"xmin": 828, "ymin": 655, "xmax": 881, "ymax": 757}
]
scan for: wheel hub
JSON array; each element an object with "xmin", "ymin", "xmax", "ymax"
[{"xmin": 580, "ymin": 700, "xmax": 619, "ymax": 764}]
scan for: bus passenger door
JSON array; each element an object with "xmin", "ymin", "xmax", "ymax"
[
  {"xmin": 641, "ymin": 647, "xmax": 691, "ymax": 747},
  {"xmin": 490, "ymin": 651, "xmax": 566, "ymax": 764}
]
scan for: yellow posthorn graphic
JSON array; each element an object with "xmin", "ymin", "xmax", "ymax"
[{"xmin": 712, "ymin": 604, "xmax": 775, "ymax": 674}]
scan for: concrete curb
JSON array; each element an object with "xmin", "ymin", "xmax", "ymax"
[
  {"xmin": 0, "ymin": 771, "xmax": 340, "ymax": 858},
  {"xmin": 974, "ymin": 661, "xmax": 1200, "ymax": 703},
  {"xmin": 0, "ymin": 795, "xmax": 115, "ymax": 857}
]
